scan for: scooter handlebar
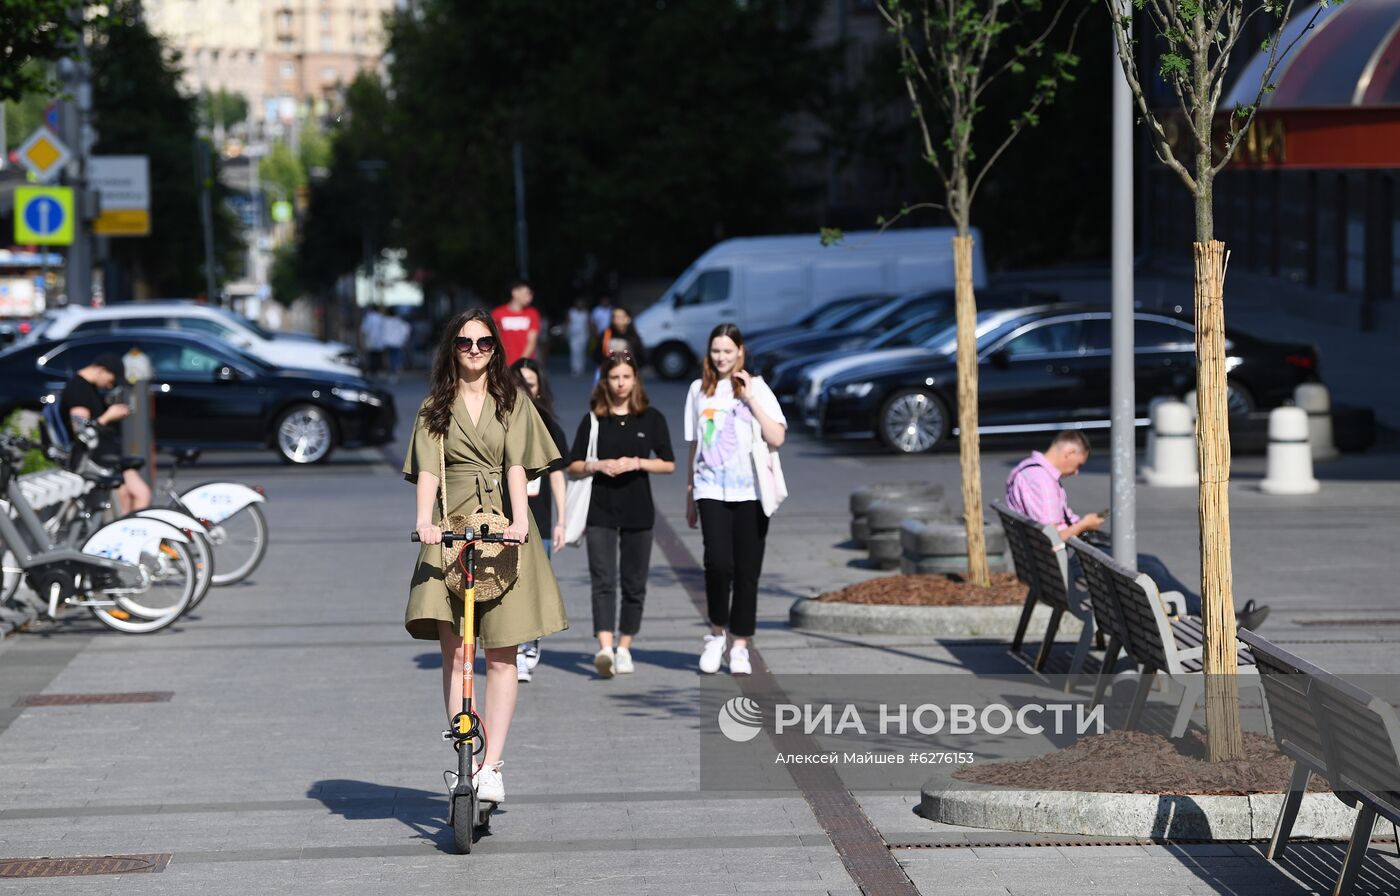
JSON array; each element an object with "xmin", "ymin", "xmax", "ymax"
[{"xmin": 410, "ymin": 530, "xmax": 525, "ymax": 546}]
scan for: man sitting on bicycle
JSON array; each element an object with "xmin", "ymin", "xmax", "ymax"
[{"xmin": 61, "ymin": 354, "xmax": 151, "ymax": 515}]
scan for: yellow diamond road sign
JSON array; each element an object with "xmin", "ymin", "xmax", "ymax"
[
  {"xmin": 17, "ymin": 127, "xmax": 72, "ymax": 183},
  {"xmin": 14, "ymin": 186, "xmax": 75, "ymax": 246}
]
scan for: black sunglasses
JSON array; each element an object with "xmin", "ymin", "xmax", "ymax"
[
  {"xmin": 454, "ymin": 336, "xmax": 497, "ymax": 353},
  {"xmin": 607, "ymin": 351, "xmax": 634, "ymax": 363}
]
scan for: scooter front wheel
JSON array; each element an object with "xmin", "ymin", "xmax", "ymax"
[{"xmin": 451, "ymin": 791, "xmax": 477, "ymax": 854}]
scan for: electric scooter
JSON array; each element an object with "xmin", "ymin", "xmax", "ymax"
[{"xmin": 411, "ymin": 524, "xmax": 519, "ymax": 854}]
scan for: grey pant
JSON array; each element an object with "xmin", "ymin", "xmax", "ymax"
[{"xmin": 586, "ymin": 527, "xmax": 654, "ymax": 636}]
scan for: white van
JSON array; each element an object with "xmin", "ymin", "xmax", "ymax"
[{"xmin": 634, "ymin": 228, "xmax": 986, "ymax": 379}]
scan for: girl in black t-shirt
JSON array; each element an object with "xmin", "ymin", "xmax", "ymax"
[{"xmin": 568, "ymin": 353, "xmax": 674, "ymax": 678}]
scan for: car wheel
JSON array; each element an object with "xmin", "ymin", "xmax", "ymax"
[
  {"xmin": 1226, "ymin": 380, "xmax": 1255, "ymax": 417},
  {"xmin": 877, "ymin": 389, "xmax": 950, "ymax": 454},
  {"xmin": 653, "ymin": 343, "xmax": 693, "ymax": 380},
  {"xmin": 275, "ymin": 404, "xmax": 336, "ymax": 464}
]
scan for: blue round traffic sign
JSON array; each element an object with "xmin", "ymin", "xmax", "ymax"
[{"xmin": 23, "ymin": 197, "xmax": 65, "ymax": 236}]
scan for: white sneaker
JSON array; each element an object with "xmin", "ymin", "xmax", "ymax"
[
  {"xmin": 594, "ymin": 648, "xmax": 615, "ymax": 679},
  {"xmin": 699, "ymin": 634, "xmax": 726, "ymax": 674},
  {"xmin": 614, "ymin": 646, "xmax": 634, "ymax": 674},
  {"xmin": 515, "ymin": 652, "xmax": 532, "ymax": 683},
  {"xmin": 473, "ymin": 761, "xmax": 504, "ymax": 804},
  {"xmin": 521, "ymin": 639, "xmax": 541, "ymax": 670},
  {"xmin": 729, "ymin": 644, "xmax": 752, "ymax": 675}
]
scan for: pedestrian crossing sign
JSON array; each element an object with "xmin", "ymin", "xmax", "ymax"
[{"xmin": 14, "ymin": 186, "xmax": 75, "ymax": 245}]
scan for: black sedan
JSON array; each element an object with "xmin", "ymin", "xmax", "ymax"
[
  {"xmin": 803, "ymin": 305, "xmax": 1320, "ymax": 454},
  {"xmin": 0, "ymin": 331, "xmax": 396, "ymax": 464},
  {"xmin": 745, "ymin": 292, "xmax": 891, "ymax": 347}
]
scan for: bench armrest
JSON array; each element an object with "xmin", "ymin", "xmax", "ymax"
[
  {"xmin": 1176, "ymin": 645, "xmax": 1204, "ymax": 662},
  {"xmin": 1160, "ymin": 590, "xmax": 1188, "ymax": 617}
]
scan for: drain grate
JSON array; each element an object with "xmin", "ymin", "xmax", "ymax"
[
  {"xmin": 0, "ymin": 854, "xmax": 171, "ymax": 877},
  {"xmin": 15, "ymin": 692, "xmax": 173, "ymax": 707}
]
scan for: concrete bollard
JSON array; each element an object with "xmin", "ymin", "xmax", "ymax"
[
  {"xmin": 1140, "ymin": 400, "xmax": 1198, "ymax": 487},
  {"xmin": 1260, "ymin": 406, "xmax": 1319, "ymax": 495},
  {"xmin": 1294, "ymin": 383, "xmax": 1339, "ymax": 461}
]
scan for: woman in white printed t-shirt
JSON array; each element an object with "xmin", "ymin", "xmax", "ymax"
[{"xmin": 684, "ymin": 323, "xmax": 787, "ymax": 676}]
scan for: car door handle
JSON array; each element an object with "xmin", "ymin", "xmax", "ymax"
[{"xmin": 1045, "ymin": 363, "xmax": 1071, "ymax": 375}]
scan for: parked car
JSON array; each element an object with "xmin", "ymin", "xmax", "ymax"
[
  {"xmin": 753, "ymin": 288, "xmax": 1059, "ymax": 399},
  {"xmin": 634, "ymin": 228, "xmax": 988, "ymax": 379},
  {"xmin": 32, "ymin": 302, "xmax": 361, "ymax": 376},
  {"xmin": 0, "ymin": 331, "xmax": 395, "ymax": 464},
  {"xmin": 801, "ymin": 305, "xmax": 1320, "ymax": 454},
  {"xmin": 745, "ymin": 292, "xmax": 892, "ymax": 347}
]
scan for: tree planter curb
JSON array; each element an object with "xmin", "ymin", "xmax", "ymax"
[
  {"xmin": 920, "ymin": 784, "xmax": 1391, "ymax": 841},
  {"xmin": 789, "ymin": 597, "xmax": 1082, "ymax": 638}
]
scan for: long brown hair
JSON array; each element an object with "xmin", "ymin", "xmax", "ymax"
[
  {"xmin": 420, "ymin": 309, "xmax": 517, "ymax": 436},
  {"xmin": 701, "ymin": 322, "xmax": 745, "ymax": 397},
  {"xmin": 511, "ymin": 357, "xmax": 557, "ymax": 424},
  {"xmin": 590, "ymin": 354, "xmax": 649, "ymax": 417}
]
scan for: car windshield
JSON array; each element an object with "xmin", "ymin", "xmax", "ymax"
[
  {"xmin": 924, "ymin": 309, "xmax": 1035, "ymax": 356},
  {"xmin": 802, "ymin": 295, "xmax": 883, "ymax": 330},
  {"xmin": 871, "ymin": 312, "xmax": 953, "ymax": 348},
  {"xmin": 208, "ymin": 306, "xmax": 275, "ymax": 340}
]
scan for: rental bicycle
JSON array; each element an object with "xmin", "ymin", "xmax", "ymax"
[
  {"xmin": 410, "ymin": 524, "xmax": 521, "ymax": 854},
  {"xmin": 0, "ymin": 436, "xmax": 198, "ymax": 633}
]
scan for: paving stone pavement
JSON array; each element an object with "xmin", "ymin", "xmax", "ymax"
[{"xmin": 0, "ymin": 369, "xmax": 1397, "ymax": 894}]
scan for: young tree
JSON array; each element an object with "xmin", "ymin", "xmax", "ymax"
[
  {"xmin": 1107, "ymin": 0, "xmax": 1330, "ymax": 761},
  {"xmin": 874, "ymin": 0, "xmax": 1085, "ymax": 585},
  {"xmin": 0, "ymin": 2, "xmax": 93, "ymax": 102}
]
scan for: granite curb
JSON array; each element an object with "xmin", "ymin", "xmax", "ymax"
[
  {"xmin": 789, "ymin": 597, "xmax": 1084, "ymax": 639},
  {"xmin": 921, "ymin": 785, "xmax": 1392, "ymax": 840}
]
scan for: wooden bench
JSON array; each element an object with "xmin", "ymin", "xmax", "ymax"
[
  {"xmin": 992, "ymin": 501, "xmax": 1095, "ymax": 681},
  {"xmin": 1069, "ymin": 536, "xmax": 1262, "ymax": 738},
  {"xmin": 1240, "ymin": 630, "xmax": 1400, "ymax": 896}
]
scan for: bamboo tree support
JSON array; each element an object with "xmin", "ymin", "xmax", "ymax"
[
  {"xmin": 1194, "ymin": 239, "xmax": 1243, "ymax": 762},
  {"xmin": 953, "ymin": 235, "xmax": 990, "ymax": 587}
]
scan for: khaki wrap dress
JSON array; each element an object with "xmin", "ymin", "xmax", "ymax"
[{"xmin": 403, "ymin": 389, "xmax": 569, "ymax": 646}]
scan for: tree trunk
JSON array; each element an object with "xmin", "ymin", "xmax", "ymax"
[
  {"xmin": 1194, "ymin": 238, "xmax": 1243, "ymax": 762},
  {"xmin": 953, "ymin": 235, "xmax": 990, "ymax": 586}
]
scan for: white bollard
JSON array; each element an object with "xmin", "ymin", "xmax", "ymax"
[
  {"xmin": 1260, "ymin": 406, "xmax": 1320, "ymax": 495},
  {"xmin": 1294, "ymin": 383, "xmax": 1339, "ymax": 461},
  {"xmin": 1141, "ymin": 400, "xmax": 1198, "ymax": 487}
]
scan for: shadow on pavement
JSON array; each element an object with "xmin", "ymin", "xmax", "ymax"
[{"xmin": 309, "ymin": 779, "xmax": 460, "ymax": 854}]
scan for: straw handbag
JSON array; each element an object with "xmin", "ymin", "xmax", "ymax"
[{"xmin": 438, "ymin": 434, "xmax": 520, "ymax": 602}]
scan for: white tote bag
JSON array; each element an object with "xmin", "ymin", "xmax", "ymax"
[
  {"xmin": 562, "ymin": 413, "xmax": 598, "ymax": 545},
  {"xmin": 751, "ymin": 416, "xmax": 788, "ymax": 517}
]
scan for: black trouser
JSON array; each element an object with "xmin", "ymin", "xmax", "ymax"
[
  {"xmin": 697, "ymin": 499, "xmax": 770, "ymax": 638},
  {"xmin": 1069, "ymin": 552, "xmax": 1203, "ymax": 615},
  {"xmin": 586, "ymin": 527, "xmax": 654, "ymax": 636}
]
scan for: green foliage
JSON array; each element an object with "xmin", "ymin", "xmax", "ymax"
[
  {"xmin": 259, "ymin": 140, "xmax": 304, "ymax": 198},
  {"xmin": 1, "ymin": 411, "xmax": 51, "ymax": 475},
  {"xmin": 89, "ymin": 0, "xmax": 244, "ymax": 297},
  {"xmin": 269, "ymin": 242, "xmax": 300, "ymax": 306},
  {"xmin": 3, "ymin": 77, "xmax": 55, "ymax": 146},
  {"xmin": 0, "ymin": 2, "xmax": 100, "ymax": 102},
  {"xmin": 819, "ymin": 227, "xmax": 846, "ymax": 247},
  {"xmin": 384, "ymin": 0, "xmax": 828, "ymax": 302},
  {"xmin": 203, "ymin": 88, "xmax": 248, "ymax": 129}
]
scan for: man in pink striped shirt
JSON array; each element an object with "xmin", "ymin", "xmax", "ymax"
[{"xmin": 1005, "ymin": 431, "xmax": 1103, "ymax": 542}]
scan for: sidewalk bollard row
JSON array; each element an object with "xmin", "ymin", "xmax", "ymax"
[
  {"xmin": 1294, "ymin": 382, "xmax": 1339, "ymax": 461},
  {"xmin": 1260, "ymin": 406, "xmax": 1320, "ymax": 495},
  {"xmin": 1140, "ymin": 399, "xmax": 1198, "ymax": 487}
]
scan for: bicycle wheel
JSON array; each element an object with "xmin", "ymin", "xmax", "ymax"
[
  {"xmin": 89, "ymin": 538, "xmax": 197, "ymax": 634},
  {"xmin": 208, "ymin": 504, "xmax": 268, "ymax": 586},
  {"xmin": 1, "ymin": 550, "xmax": 19, "ymax": 604},
  {"xmin": 184, "ymin": 530, "xmax": 216, "ymax": 610}
]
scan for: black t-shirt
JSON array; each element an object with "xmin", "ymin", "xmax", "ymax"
[
  {"xmin": 59, "ymin": 375, "xmax": 120, "ymax": 462},
  {"xmin": 570, "ymin": 406, "xmax": 674, "ymax": 529},
  {"xmin": 528, "ymin": 410, "xmax": 570, "ymax": 536}
]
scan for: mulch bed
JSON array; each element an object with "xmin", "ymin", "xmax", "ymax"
[
  {"xmin": 954, "ymin": 729, "xmax": 1331, "ymax": 796},
  {"xmin": 813, "ymin": 572, "xmax": 1027, "ymax": 607}
]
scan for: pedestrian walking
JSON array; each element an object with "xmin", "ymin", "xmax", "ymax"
[
  {"xmin": 382, "ymin": 308, "xmax": 412, "ymax": 384},
  {"xmin": 491, "ymin": 280, "xmax": 542, "ymax": 366},
  {"xmin": 404, "ymin": 309, "xmax": 568, "ymax": 806},
  {"xmin": 684, "ymin": 323, "xmax": 786, "ymax": 676},
  {"xmin": 567, "ymin": 298, "xmax": 591, "ymax": 377},
  {"xmin": 360, "ymin": 305, "xmax": 387, "ymax": 376},
  {"xmin": 594, "ymin": 305, "xmax": 647, "ymax": 372},
  {"xmin": 510, "ymin": 357, "xmax": 569, "ymax": 682},
  {"xmin": 568, "ymin": 353, "xmax": 675, "ymax": 678},
  {"xmin": 589, "ymin": 295, "xmax": 613, "ymax": 355}
]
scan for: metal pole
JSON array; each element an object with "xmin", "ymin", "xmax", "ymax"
[
  {"xmin": 513, "ymin": 141, "xmax": 529, "ymax": 280},
  {"xmin": 59, "ymin": 4, "xmax": 93, "ymax": 307},
  {"xmin": 1110, "ymin": 7, "xmax": 1137, "ymax": 566},
  {"xmin": 196, "ymin": 136, "xmax": 218, "ymax": 305}
]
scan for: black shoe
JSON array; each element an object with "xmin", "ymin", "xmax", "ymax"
[{"xmin": 1237, "ymin": 600, "xmax": 1271, "ymax": 631}]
